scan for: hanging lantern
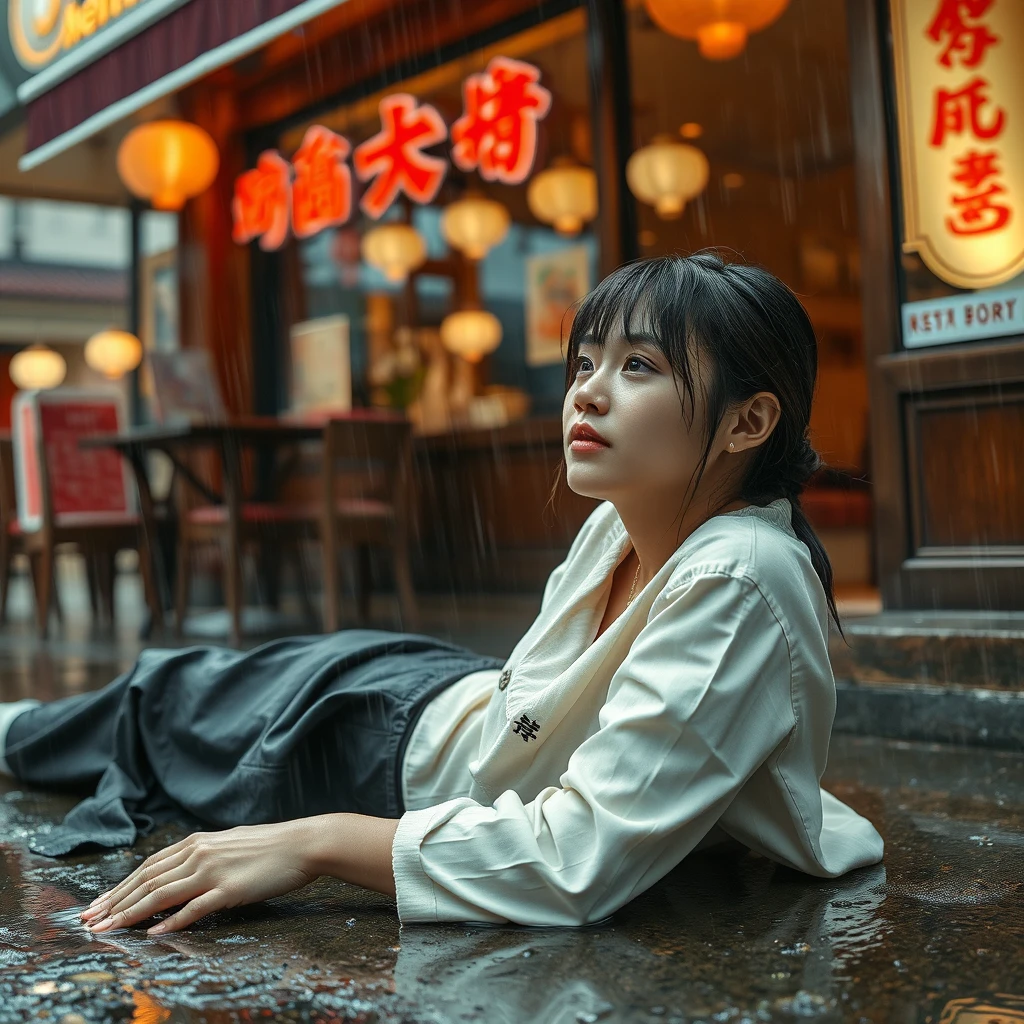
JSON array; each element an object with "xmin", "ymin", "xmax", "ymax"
[
  {"xmin": 644, "ymin": 0, "xmax": 790, "ymax": 61},
  {"xmin": 527, "ymin": 160, "xmax": 598, "ymax": 236},
  {"xmin": 362, "ymin": 224, "xmax": 427, "ymax": 282},
  {"xmin": 84, "ymin": 330, "xmax": 143, "ymax": 380},
  {"xmin": 117, "ymin": 120, "xmax": 220, "ymax": 210},
  {"xmin": 441, "ymin": 195, "xmax": 511, "ymax": 260},
  {"xmin": 9, "ymin": 345, "xmax": 66, "ymax": 390},
  {"xmin": 626, "ymin": 135, "xmax": 709, "ymax": 219},
  {"xmin": 440, "ymin": 310, "xmax": 503, "ymax": 363}
]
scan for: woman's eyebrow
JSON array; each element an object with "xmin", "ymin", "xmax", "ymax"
[{"xmin": 580, "ymin": 332, "xmax": 660, "ymax": 349}]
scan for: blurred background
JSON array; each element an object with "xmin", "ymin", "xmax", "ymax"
[{"xmin": 0, "ymin": 0, "xmax": 1019, "ymax": 746}]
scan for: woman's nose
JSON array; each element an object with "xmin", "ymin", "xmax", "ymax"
[{"xmin": 573, "ymin": 379, "xmax": 608, "ymax": 413}]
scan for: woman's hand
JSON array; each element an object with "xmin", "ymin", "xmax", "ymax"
[{"xmin": 79, "ymin": 821, "xmax": 318, "ymax": 936}]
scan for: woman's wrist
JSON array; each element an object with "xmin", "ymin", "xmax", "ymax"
[{"xmin": 298, "ymin": 812, "xmax": 400, "ymax": 898}]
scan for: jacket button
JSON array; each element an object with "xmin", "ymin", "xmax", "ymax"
[{"xmin": 498, "ymin": 669, "xmax": 511, "ymax": 691}]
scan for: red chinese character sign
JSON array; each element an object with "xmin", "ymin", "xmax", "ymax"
[
  {"xmin": 231, "ymin": 59, "xmax": 551, "ymax": 248},
  {"xmin": 451, "ymin": 57, "xmax": 552, "ymax": 184},
  {"xmin": 891, "ymin": 0, "xmax": 1024, "ymax": 288},
  {"xmin": 353, "ymin": 95, "xmax": 448, "ymax": 219},
  {"xmin": 232, "ymin": 151, "xmax": 291, "ymax": 251}
]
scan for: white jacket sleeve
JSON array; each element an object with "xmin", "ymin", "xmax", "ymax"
[{"xmin": 391, "ymin": 571, "xmax": 797, "ymax": 926}]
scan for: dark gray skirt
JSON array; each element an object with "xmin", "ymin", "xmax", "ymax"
[{"xmin": 4, "ymin": 630, "xmax": 503, "ymax": 857}]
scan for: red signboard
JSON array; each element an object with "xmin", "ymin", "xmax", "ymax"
[
  {"xmin": 12, "ymin": 390, "xmax": 133, "ymax": 532},
  {"xmin": 232, "ymin": 57, "xmax": 552, "ymax": 251}
]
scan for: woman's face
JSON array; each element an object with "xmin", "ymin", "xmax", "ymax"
[{"xmin": 562, "ymin": 330, "xmax": 715, "ymax": 507}]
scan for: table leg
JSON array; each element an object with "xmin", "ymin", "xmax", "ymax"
[
  {"xmin": 128, "ymin": 451, "xmax": 164, "ymax": 633},
  {"xmin": 221, "ymin": 437, "xmax": 245, "ymax": 646}
]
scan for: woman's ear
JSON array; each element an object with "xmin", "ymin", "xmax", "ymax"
[{"xmin": 725, "ymin": 392, "xmax": 782, "ymax": 453}]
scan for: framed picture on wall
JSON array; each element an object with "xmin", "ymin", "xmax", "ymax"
[
  {"xmin": 289, "ymin": 315, "xmax": 352, "ymax": 415},
  {"xmin": 525, "ymin": 246, "xmax": 590, "ymax": 367},
  {"xmin": 141, "ymin": 249, "xmax": 179, "ymax": 354},
  {"xmin": 148, "ymin": 350, "xmax": 226, "ymax": 424}
]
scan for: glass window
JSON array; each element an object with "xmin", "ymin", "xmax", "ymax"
[
  {"xmin": 277, "ymin": 8, "xmax": 595, "ymax": 425},
  {"xmin": 626, "ymin": 0, "xmax": 867, "ymax": 475}
]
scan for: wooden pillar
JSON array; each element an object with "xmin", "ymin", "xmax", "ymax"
[
  {"xmin": 179, "ymin": 87, "xmax": 253, "ymax": 416},
  {"xmin": 586, "ymin": 0, "xmax": 639, "ymax": 278}
]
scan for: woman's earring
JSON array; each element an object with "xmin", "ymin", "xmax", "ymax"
[{"xmin": 728, "ymin": 442, "xmax": 735, "ymax": 451}]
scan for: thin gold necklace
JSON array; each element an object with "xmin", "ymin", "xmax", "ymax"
[{"xmin": 627, "ymin": 559, "xmax": 642, "ymax": 603}]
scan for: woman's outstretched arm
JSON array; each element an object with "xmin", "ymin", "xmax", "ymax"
[{"xmin": 81, "ymin": 813, "xmax": 399, "ymax": 936}]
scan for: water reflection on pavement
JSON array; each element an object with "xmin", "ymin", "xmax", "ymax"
[{"xmin": 2, "ymin": 734, "xmax": 1022, "ymax": 1023}]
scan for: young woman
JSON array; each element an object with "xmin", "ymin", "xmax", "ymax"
[{"xmin": 0, "ymin": 252, "xmax": 884, "ymax": 935}]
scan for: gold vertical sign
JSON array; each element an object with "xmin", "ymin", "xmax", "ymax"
[{"xmin": 891, "ymin": 0, "xmax": 1024, "ymax": 289}]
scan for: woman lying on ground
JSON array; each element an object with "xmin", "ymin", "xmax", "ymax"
[{"xmin": 0, "ymin": 252, "xmax": 884, "ymax": 936}]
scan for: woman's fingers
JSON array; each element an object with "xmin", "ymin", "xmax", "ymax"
[
  {"xmin": 82, "ymin": 844, "xmax": 194, "ymax": 920},
  {"xmin": 147, "ymin": 890, "xmax": 227, "ymax": 936},
  {"xmin": 91, "ymin": 856, "xmax": 196, "ymax": 927},
  {"xmin": 88, "ymin": 877, "xmax": 202, "ymax": 933}
]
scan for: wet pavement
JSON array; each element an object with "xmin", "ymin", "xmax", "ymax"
[
  {"xmin": 2, "ymin": 735, "xmax": 1022, "ymax": 1023},
  {"xmin": 1, "ymin": 569, "xmax": 1023, "ymax": 1022}
]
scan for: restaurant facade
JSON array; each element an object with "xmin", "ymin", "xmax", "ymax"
[{"xmin": 3, "ymin": 0, "xmax": 1022, "ymax": 612}]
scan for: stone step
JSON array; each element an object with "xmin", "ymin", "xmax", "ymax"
[{"xmin": 830, "ymin": 611, "xmax": 1024, "ymax": 751}]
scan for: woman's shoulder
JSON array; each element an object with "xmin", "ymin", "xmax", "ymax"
[{"xmin": 665, "ymin": 498, "xmax": 820, "ymax": 603}]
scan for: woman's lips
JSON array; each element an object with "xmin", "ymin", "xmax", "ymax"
[{"xmin": 569, "ymin": 438, "xmax": 610, "ymax": 453}]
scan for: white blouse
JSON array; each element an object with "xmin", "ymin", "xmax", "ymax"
[{"xmin": 393, "ymin": 498, "xmax": 885, "ymax": 927}]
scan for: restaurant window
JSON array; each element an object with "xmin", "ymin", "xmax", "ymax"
[
  {"xmin": 624, "ymin": 0, "xmax": 872, "ymax": 594},
  {"xmin": 262, "ymin": 8, "xmax": 595, "ymax": 428}
]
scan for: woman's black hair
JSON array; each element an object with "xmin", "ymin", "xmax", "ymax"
[{"xmin": 553, "ymin": 250, "xmax": 843, "ymax": 637}]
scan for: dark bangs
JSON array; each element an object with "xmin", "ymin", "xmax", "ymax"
[{"xmin": 564, "ymin": 256, "xmax": 725, "ymax": 434}]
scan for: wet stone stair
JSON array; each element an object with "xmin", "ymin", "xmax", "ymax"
[{"xmin": 829, "ymin": 611, "xmax": 1024, "ymax": 750}]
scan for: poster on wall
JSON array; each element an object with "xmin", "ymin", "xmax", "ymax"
[
  {"xmin": 148, "ymin": 350, "xmax": 226, "ymax": 424},
  {"xmin": 525, "ymin": 247, "xmax": 590, "ymax": 367},
  {"xmin": 289, "ymin": 315, "xmax": 352, "ymax": 415}
]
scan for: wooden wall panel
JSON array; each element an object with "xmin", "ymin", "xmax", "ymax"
[{"xmin": 912, "ymin": 392, "xmax": 1024, "ymax": 549}]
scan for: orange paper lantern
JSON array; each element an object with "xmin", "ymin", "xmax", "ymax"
[
  {"xmin": 644, "ymin": 0, "xmax": 790, "ymax": 60},
  {"xmin": 85, "ymin": 331, "xmax": 143, "ymax": 380},
  {"xmin": 117, "ymin": 120, "xmax": 219, "ymax": 210}
]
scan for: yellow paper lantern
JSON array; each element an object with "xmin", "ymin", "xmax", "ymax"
[
  {"xmin": 9, "ymin": 344, "xmax": 66, "ymax": 390},
  {"xmin": 527, "ymin": 161, "xmax": 598, "ymax": 236},
  {"xmin": 117, "ymin": 120, "xmax": 220, "ymax": 211},
  {"xmin": 362, "ymin": 224, "xmax": 427, "ymax": 282},
  {"xmin": 85, "ymin": 330, "xmax": 143, "ymax": 380},
  {"xmin": 441, "ymin": 195, "xmax": 511, "ymax": 260},
  {"xmin": 440, "ymin": 310, "xmax": 503, "ymax": 363},
  {"xmin": 626, "ymin": 135, "xmax": 709, "ymax": 219},
  {"xmin": 644, "ymin": 0, "xmax": 790, "ymax": 60}
]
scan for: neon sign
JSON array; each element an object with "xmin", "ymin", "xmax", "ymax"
[{"xmin": 232, "ymin": 57, "xmax": 552, "ymax": 252}]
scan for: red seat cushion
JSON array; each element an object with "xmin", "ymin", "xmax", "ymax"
[
  {"xmin": 188, "ymin": 503, "xmax": 319, "ymax": 526},
  {"xmin": 188, "ymin": 498, "xmax": 394, "ymax": 526}
]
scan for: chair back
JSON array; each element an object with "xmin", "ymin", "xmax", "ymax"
[
  {"xmin": 11, "ymin": 389, "xmax": 134, "ymax": 533},
  {"xmin": 321, "ymin": 417, "xmax": 413, "ymax": 524},
  {"xmin": 0, "ymin": 436, "xmax": 16, "ymax": 536}
]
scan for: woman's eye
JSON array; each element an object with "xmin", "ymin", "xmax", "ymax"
[
  {"xmin": 625, "ymin": 356, "xmax": 651, "ymax": 373},
  {"xmin": 573, "ymin": 358, "xmax": 651, "ymax": 378}
]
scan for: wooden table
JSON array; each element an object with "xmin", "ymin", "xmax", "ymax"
[{"xmin": 80, "ymin": 412, "xmax": 403, "ymax": 639}]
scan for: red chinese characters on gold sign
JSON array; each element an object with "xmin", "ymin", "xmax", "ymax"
[
  {"xmin": 891, "ymin": 0, "xmax": 1024, "ymax": 288},
  {"xmin": 231, "ymin": 58, "xmax": 552, "ymax": 252}
]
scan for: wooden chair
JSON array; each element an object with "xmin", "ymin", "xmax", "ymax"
[
  {"xmin": 173, "ymin": 444, "xmax": 320, "ymax": 645},
  {"xmin": 10, "ymin": 393, "xmax": 162, "ymax": 638},
  {"xmin": 320, "ymin": 418, "xmax": 419, "ymax": 633}
]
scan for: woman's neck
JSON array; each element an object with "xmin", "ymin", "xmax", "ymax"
[{"xmin": 613, "ymin": 493, "xmax": 750, "ymax": 591}]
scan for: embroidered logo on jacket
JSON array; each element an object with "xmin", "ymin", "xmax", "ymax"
[{"xmin": 512, "ymin": 714, "xmax": 540, "ymax": 742}]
